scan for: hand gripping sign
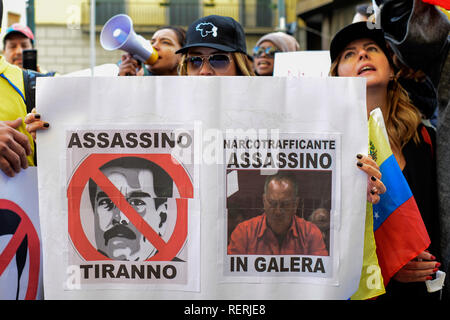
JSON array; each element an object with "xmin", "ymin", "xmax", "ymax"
[
  {"xmin": 67, "ymin": 153, "xmax": 193, "ymax": 262},
  {"xmin": 0, "ymin": 199, "xmax": 41, "ymax": 300}
]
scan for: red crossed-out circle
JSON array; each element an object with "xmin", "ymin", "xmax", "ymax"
[
  {"xmin": 67, "ymin": 153, "xmax": 193, "ymax": 261},
  {"xmin": 0, "ymin": 199, "xmax": 41, "ymax": 300}
]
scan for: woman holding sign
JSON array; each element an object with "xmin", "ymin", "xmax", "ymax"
[{"xmin": 329, "ymin": 19, "xmax": 442, "ymax": 300}]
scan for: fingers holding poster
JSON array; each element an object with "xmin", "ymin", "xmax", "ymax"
[
  {"xmin": 223, "ymin": 133, "xmax": 340, "ymax": 283},
  {"xmin": 65, "ymin": 127, "xmax": 199, "ymax": 290}
]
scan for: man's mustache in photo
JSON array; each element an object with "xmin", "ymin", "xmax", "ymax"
[{"xmin": 103, "ymin": 222, "xmax": 137, "ymax": 246}]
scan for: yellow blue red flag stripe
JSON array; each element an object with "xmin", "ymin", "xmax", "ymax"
[
  {"xmin": 368, "ymin": 108, "xmax": 430, "ymax": 286},
  {"xmin": 372, "ymin": 155, "xmax": 413, "ymax": 230}
]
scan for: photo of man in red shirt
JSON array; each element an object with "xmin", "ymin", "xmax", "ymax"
[{"xmin": 227, "ymin": 172, "xmax": 328, "ymax": 256}]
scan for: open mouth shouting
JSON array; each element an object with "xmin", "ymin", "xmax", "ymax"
[{"xmin": 357, "ymin": 63, "xmax": 376, "ymax": 76}]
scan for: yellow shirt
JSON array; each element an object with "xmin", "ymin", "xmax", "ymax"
[{"xmin": 0, "ymin": 55, "xmax": 35, "ymax": 166}]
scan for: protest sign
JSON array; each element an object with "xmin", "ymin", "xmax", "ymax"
[
  {"xmin": 62, "ymin": 64, "xmax": 119, "ymax": 77},
  {"xmin": 0, "ymin": 168, "xmax": 43, "ymax": 300},
  {"xmin": 37, "ymin": 76, "xmax": 367, "ymax": 299},
  {"xmin": 223, "ymin": 133, "xmax": 340, "ymax": 284},
  {"xmin": 65, "ymin": 128, "xmax": 195, "ymax": 289},
  {"xmin": 273, "ymin": 51, "xmax": 331, "ymax": 78}
]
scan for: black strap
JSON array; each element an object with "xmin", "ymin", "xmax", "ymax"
[
  {"xmin": 22, "ymin": 69, "xmax": 34, "ymax": 113},
  {"xmin": 438, "ymin": 40, "xmax": 450, "ymax": 113},
  {"xmin": 420, "ymin": 125, "xmax": 434, "ymax": 159}
]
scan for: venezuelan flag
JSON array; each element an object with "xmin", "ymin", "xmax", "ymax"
[
  {"xmin": 351, "ymin": 202, "xmax": 385, "ymax": 300},
  {"xmin": 369, "ymin": 108, "xmax": 430, "ymax": 286}
]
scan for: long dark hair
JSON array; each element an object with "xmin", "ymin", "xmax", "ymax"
[{"xmin": 155, "ymin": 26, "xmax": 186, "ymax": 47}]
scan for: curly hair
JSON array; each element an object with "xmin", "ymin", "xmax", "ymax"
[{"xmin": 329, "ymin": 52, "xmax": 422, "ymax": 151}]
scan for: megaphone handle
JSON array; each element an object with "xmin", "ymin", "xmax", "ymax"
[{"xmin": 125, "ymin": 65, "xmax": 142, "ymax": 76}]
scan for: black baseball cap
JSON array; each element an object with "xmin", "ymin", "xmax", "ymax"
[
  {"xmin": 329, "ymin": 22, "xmax": 390, "ymax": 63},
  {"xmin": 176, "ymin": 15, "xmax": 247, "ymax": 55}
]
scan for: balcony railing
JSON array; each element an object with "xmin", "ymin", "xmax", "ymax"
[{"xmin": 80, "ymin": 0, "xmax": 295, "ymax": 30}]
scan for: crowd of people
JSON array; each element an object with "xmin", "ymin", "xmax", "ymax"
[
  {"xmin": 116, "ymin": 15, "xmax": 299, "ymax": 77},
  {"xmin": 0, "ymin": 0, "xmax": 449, "ymax": 301}
]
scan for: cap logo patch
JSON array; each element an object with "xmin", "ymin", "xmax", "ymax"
[{"xmin": 195, "ymin": 22, "xmax": 218, "ymax": 38}]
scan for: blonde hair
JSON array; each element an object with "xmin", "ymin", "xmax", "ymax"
[
  {"xmin": 178, "ymin": 52, "xmax": 255, "ymax": 76},
  {"xmin": 329, "ymin": 55, "xmax": 422, "ymax": 151}
]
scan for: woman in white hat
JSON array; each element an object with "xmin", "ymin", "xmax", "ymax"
[{"xmin": 253, "ymin": 32, "xmax": 300, "ymax": 76}]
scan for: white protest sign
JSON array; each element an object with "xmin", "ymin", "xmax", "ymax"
[
  {"xmin": 273, "ymin": 51, "xmax": 331, "ymax": 78},
  {"xmin": 0, "ymin": 168, "xmax": 43, "ymax": 300},
  {"xmin": 36, "ymin": 76, "xmax": 367, "ymax": 299},
  {"xmin": 62, "ymin": 64, "xmax": 119, "ymax": 77}
]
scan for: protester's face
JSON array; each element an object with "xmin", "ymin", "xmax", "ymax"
[
  {"xmin": 149, "ymin": 28, "xmax": 182, "ymax": 75},
  {"xmin": 3, "ymin": 34, "xmax": 33, "ymax": 68},
  {"xmin": 93, "ymin": 166, "xmax": 168, "ymax": 261},
  {"xmin": 186, "ymin": 47, "xmax": 237, "ymax": 76},
  {"xmin": 263, "ymin": 179, "xmax": 299, "ymax": 236},
  {"xmin": 253, "ymin": 41, "xmax": 277, "ymax": 76},
  {"xmin": 337, "ymin": 38, "xmax": 393, "ymax": 90}
]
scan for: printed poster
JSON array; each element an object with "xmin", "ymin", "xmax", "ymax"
[
  {"xmin": 37, "ymin": 76, "xmax": 367, "ymax": 299},
  {"xmin": 222, "ymin": 132, "xmax": 340, "ymax": 284},
  {"xmin": 273, "ymin": 51, "xmax": 331, "ymax": 78},
  {"xmin": 64, "ymin": 125, "xmax": 199, "ymax": 290}
]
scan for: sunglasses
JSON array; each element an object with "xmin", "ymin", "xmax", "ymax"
[
  {"xmin": 186, "ymin": 53, "xmax": 232, "ymax": 72},
  {"xmin": 253, "ymin": 46, "xmax": 280, "ymax": 58}
]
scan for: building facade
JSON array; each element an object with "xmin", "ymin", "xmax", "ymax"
[
  {"xmin": 1, "ymin": 0, "xmax": 27, "ymax": 36},
  {"xmin": 296, "ymin": 0, "xmax": 372, "ymax": 51},
  {"xmin": 33, "ymin": 0, "xmax": 300, "ymax": 74}
]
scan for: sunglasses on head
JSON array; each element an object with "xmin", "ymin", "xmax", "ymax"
[
  {"xmin": 186, "ymin": 53, "xmax": 232, "ymax": 72},
  {"xmin": 253, "ymin": 46, "xmax": 280, "ymax": 58}
]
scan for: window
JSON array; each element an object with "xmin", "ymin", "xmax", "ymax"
[
  {"xmin": 96, "ymin": 0, "xmax": 126, "ymax": 26},
  {"xmin": 169, "ymin": 0, "xmax": 200, "ymax": 26}
]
